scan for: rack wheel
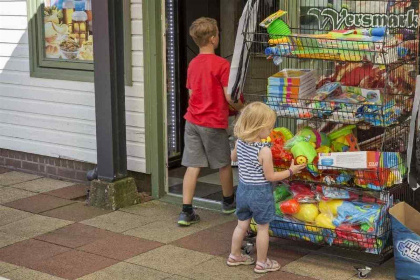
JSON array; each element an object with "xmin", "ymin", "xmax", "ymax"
[
  {"xmin": 355, "ymin": 266, "xmax": 372, "ymax": 279},
  {"xmin": 358, "ymin": 272, "xmax": 368, "ymax": 279}
]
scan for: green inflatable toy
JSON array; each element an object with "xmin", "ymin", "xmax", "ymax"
[
  {"xmin": 273, "ymin": 127, "xmax": 294, "ymax": 141},
  {"xmin": 298, "ymin": 127, "xmax": 331, "ymax": 149},
  {"xmin": 285, "ymin": 135, "xmax": 319, "ymax": 176},
  {"xmin": 273, "ymin": 185, "xmax": 293, "ymax": 203}
]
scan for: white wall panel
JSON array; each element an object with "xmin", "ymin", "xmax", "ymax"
[{"xmin": 0, "ymin": 0, "xmax": 146, "ymax": 173}]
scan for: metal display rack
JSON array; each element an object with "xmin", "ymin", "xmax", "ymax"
[{"xmin": 239, "ymin": 0, "xmax": 419, "ymax": 277}]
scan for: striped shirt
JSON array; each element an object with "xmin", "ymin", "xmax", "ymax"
[{"xmin": 237, "ymin": 139, "xmax": 270, "ymax": 185}]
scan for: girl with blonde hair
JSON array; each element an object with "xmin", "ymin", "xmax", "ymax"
[{"xmin": 227, "ymin": 102, "xmax": 305, "ymax": 274}]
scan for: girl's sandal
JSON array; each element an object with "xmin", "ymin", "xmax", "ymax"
[
  {"xmin": 254, "ymin": 258, "xmax": 281, "ymax": 274},
  {"xmin": 226, "ymin": 254, "xmax": 255, "ymax": 267}
]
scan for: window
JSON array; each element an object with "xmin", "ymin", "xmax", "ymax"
[{"xmin": 28, "ymin": 0, "xmax": 132, "ymax": 84}]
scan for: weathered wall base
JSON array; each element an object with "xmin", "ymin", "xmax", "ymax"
[{"xmin": 0, "ymin": 149, "xmax": 151, "ymax": 193}]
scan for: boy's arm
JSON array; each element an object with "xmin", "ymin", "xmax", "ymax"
[
  {"xmin": 231, "ymin": 141, "xmax": 238, "ymax": 162},
  {"xmin": 224, "ymin": 87, "xmax": 244, "ymax": 111},
  {"xmin": 188, "ymin": 89, "xmax": 192, "ymax": 97},
  {"xmin": 221, "ymin": 60, "xmax": 243, "ymax": 111}
]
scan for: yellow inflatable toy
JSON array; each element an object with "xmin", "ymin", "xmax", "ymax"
[
  {"xmin": 316, "ymin": 146, "xmax": 331, "ymax": 154},
  {"xmin": 293, "ymin": 203, "xmax": 319, "ymax": 223},
  {"xmin": 319, "ymin": 200, "xmax": 344, "ymax": 216},
  {"xmin": 250, "ymin": 218, "xmax": 274, "ymax": 236},
  {"xmin": 315, "ymin": 213, "xmax": 336, "ymax": 229}
]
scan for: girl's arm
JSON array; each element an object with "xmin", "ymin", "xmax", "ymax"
[
  {"xmin": 259, "ymin": 147, "xmax": 306, "ymax": 182},
  {"xmin": 231, "ymin": 141, "xmax": 238, "ymax": 162}
]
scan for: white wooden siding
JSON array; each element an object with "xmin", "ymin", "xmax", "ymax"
[{"xmin": 0, "ymin": 0, "xmax": 147, "ymax": 173}]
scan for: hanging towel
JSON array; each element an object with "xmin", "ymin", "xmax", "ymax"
[
  {"xmin": 228, "ymin": 0, "xmax": 260, "ymax": 101},
  {"xmin": 407, "ymin": 75, "xmax": 420, "ymax": 191}
]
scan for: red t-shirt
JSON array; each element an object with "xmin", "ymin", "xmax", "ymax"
[{"xmin": 184, "ymin": 54, "xmax": 230, "ymax": 129}]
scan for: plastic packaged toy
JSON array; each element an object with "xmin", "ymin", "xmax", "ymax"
[
  {"xmin": 318, "ymin": 186, "xmax": 385, "ymax": 204},
  {"xmin": 293, "ymin": 203, "xmax": 319, "ymax": 223},
  {"xmin": 297, "ymin": 127, "xmax": 331, "ymax": 149},
  {"xmin": 354, "ymin": 152, "xmax": 407, "ymax": 190},
  {"xmin": 312, "ymin": 82, "xmax": 342, "ymax": 101},
  {"xmin": 259, "ymin": 10, "xmax": 287, "ymax": 29},
  {"xmin": 259, "ymin": 10, "xmax": 291, "ymax": 39},
  {"xmin": 315, "ymin": 213, "xmax": 336, "ymax": 229},
  {"xmin": 280, "ymin": 199, "xmax": 300, "ymax": 215},
  {"xmin": 271, "ymin": 137, "xmax": 293, "ymax": 167},
  {"xmin": 332, "ymin": 201, "xmax": 382, "ymax": 230},
  {"xmin": 284, "ymin": 135, "xmax": 319, "ymax": 176},
  {"xmin": 290, "ymin": 182, "xmax": 317, "ymax": 203},
  {"xmin": 328, "ymin": 125, "xmax": 359, "ymax": 152},
  {"xmin": 335, "ymin": 224, "xmax": 384, "ymax": 251},
  {"xmin": 269, "ymin": 216, "xmax": 325, "ymax": 244},
  {"xmin": 270, "ymin": 127, "xmax": 294, "ymax": 141},
  {"xmin": 319, "ymin": 199, "xmax": 343, "ymax": 216},
  {"xmin": 268, "ymin": 182, "xmax": 389, "ymax": 254},
  {"xmin": 273, "ymin": 184, "xmax": 293, "ymax": 203}
]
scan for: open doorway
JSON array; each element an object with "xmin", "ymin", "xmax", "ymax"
[{"xmin": 165, "ymin": 0, "xmax": 245, "ymax": 201}]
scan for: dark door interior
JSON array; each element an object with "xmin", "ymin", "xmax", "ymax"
[
  {"xmin": 167, "ymin": 0, "xmax": 244, "ymax": 200},
  {"xmin": 172, "ymin": 0, "xmax": 222, "ymax": 167}
]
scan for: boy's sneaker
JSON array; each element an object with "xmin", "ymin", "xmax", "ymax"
[
  {"xmin": 222, "ymin": 200, "xmax": 236, "ymax": 214},
  {"xmin": 178, "ymin": 211, "xmax": 200, "ymax": 226}
]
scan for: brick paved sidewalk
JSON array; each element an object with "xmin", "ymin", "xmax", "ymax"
[{"xmin": 0, "ymin": 168, "xmax": 395, "ymax": 280}]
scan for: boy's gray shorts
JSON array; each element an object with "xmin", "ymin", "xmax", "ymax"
[{"xmin": 182, "ymin": 121, "xmax": 231, "ymax": 169}]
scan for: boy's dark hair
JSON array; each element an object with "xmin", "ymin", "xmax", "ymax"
[{"xmin": 189, "ymin": 17, "xmax": 218, "ymax": 47}]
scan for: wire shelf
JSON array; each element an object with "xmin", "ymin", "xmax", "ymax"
[
  {"xmin": 242, "ymin": 0, "xmax": 419, "ymax": 65},
  {"xmin": 248, "ymin": 184, "xmax": 412, "ymax": 255},
  {"xmin": 240, "ymin": 0, "xmax": 419, "ymax": 265},
  {"xmin": 246, "ymin": 93, "xmax": 412, "ymax": 127},
  {"xmin": 259, "ymin": 217, "xmax": 391, "ymax": 254},
  {"xmin": 273, "ymin": 165, "xmax": 408, "ymax": 192},
  {"xmin": 270, "ymin": 120, "xmax": 410, "ymax": 191},
  {"xmin": 243, "ymin": 58, "xmax": 416, "ymax": 127},
  {"xmin": 245, "ymin": 33, "xmax": 416, "ymax": 65}
]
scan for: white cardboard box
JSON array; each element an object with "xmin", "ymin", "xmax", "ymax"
[{"xmin": 318, "ymin": 151, "xmax": 379, "ymax": 169}]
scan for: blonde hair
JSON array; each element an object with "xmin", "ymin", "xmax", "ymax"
[
  {"xmin": 234, "ymin": 102, "xmax": 277, "ymax": 142},
  {"xmin": 189, "ymin": 17, "xmax": 218, "ymax": 47}
]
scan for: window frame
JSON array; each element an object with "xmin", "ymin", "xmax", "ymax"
[{"xmin": 27, "ymin": 0, "xmax": 132, "ymax": 85}]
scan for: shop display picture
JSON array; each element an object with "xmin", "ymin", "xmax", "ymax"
[{"xmin": 43, "ymin": 0, "xmax": 93, "ymax": 61}]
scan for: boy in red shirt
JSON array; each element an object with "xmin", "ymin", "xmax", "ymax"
[{"xmin": 178, "ymin": 17, "xmax": 243, "ymax": 226}]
